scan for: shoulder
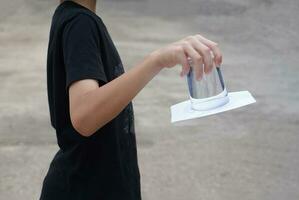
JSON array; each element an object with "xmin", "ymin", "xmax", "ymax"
[
  {"xmin": 66, "ymin": 12, "xmax": 99, "ymax": 30},
  {"xmin": 62, "ymin": 12, "xmax": 101, "ymax": 43},
  {"xmin": 53, "ymin": 2, "xmax": 104, "ymax": 34}
]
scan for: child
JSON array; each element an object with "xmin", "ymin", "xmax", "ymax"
[{"xmin": 39, "ymin": 0, "xmax": 223, "ymax": 199}]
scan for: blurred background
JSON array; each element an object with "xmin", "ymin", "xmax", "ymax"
[{"xmin": 0, "ymin": 0, "xmax": 298, "ymax": 199}]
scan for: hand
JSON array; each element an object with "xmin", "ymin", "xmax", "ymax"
[{"xmin": 150, "ymin": 34, "xmax": 223, "ymax": 80}]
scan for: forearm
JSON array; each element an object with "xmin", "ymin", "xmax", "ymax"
[
  {"xmin": 73, "ymin": 52, "xmax": 162, "ymax": 136},
  {"xmin": 71, "ymin": 33, "xmax": 223, "ymax": 137}
]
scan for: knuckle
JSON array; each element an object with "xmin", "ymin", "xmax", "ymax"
[
  {"xmin": 174, "ymin": 46, "xmax": 183, "ymax": 54},
  {"xmin": 181, "ymin": 42, "xmax": 191, "ymax": 49},
  {"xmin": 186, "ymin": 35, "xmax": 196, "ymax": 41},
  {"xmin": 194, "ymin": 55, "xmax": 202, "ymax": 63},
  {"xmin": 202, "ymin": 47, "xmax": 210, "ymax": 55},
  {"xmin": 210, "ymin": 42, "xmax": 218, "ymax": 48},
  {"xmin": 181, "ymin": 41, "xmax": 189, "ymax": 46},
  {"xmin": 173, "ymin": 46, "xmax": 180, "ymax": 54}
]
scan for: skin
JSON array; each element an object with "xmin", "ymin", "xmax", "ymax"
[{"xmin": 63, "ymin": 0, "xmax": 223, "ymax": 137}]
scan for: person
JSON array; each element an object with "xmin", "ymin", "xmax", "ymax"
[{"xmin": 39, "ymin": 0, "xmax": 223, "ymax": 199}]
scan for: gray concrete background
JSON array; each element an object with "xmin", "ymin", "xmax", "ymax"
[{"xmin": 0, "ymin": 0, "xmax": 299, "ymax": 199}]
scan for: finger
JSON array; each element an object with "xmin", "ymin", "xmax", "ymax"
[
  {"xmin": 188, "ymin": 38, "xmax": 213, "ymax": 74},
  {"xmin": 174, "ymin": 47, "xmax": 189, "ymax": 77},
  {"xmin": 193, "ymin": 55, "xmax": 203, "ymax": 81},
  {"xmin": 183, "ymin": 43, "xmax": 203, "ymax": 80},
  {"xmin": 195, "ymin": 34, "xmax": 222, "ymax": 67},
  {"xmin": 195, "ymin": 34, "xmax": 222, "ymax": 66},
  {"xmin": 185, "ymin": 57, "xmax": 192, "ymax": 77}
]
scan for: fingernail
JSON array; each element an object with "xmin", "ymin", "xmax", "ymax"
[
  {"xmin": 197, "ymin": 74, "xmax": 202, "ymax": 81},
  {"xmin": 204, "ymin": 68, "xmax": 209, "ymax": 74}
]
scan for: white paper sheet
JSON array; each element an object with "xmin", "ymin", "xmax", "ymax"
[{"xmin": 171, "ymin": 91, "xmax": 256, "ymax": 124}]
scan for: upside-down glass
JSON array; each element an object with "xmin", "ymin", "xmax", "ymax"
[{"xmin": 186, "ymin": 61, "xmax": 229, "ymax": 111}]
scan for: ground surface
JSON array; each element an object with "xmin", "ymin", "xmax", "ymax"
[{"xmin": 0, "ymin": 0, "xmax": 298, "ymax": 200}]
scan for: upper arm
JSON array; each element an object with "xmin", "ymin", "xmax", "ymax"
[
  {"xmin": 62, "ymin": 14, "xmax": 107, "ymax": 92},
  {"xmin": 68, "ymin": 79, "xmax": 104, "ymax": 135},
  {"xmin": 62, "ymin": 14, "xmax": 108, "ymax": 135},
  {"xmin": 68, "ymin": 79, "xmax": 104, "ymax": 114}
]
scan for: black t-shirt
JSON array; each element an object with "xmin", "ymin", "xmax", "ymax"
[{"xmin": 40, "ymin": 1, "xmax": 141, "ymax": 200}]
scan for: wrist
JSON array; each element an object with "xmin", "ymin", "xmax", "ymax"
[{"xmin": 146, "ymin": 50, "xmax": 164, "ymax": 72}]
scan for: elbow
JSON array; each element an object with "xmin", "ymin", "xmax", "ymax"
[{"xmin": 70, "ymin": 115, "xmax": 94, "ymax": 137}]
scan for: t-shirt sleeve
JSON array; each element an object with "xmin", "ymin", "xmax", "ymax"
[{"xmin": 62, "ymin": 14, "xmax": 108, "ymax": 92}]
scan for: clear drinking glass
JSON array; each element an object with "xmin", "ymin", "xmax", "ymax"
[{"xmin": 186, "ymin": 62, "xmax": 229, "ymax": 111}]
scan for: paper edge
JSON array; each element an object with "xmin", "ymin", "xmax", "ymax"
[{"xmin": 170, "ymin": 91, "xmax": 256, "ymax": 123}]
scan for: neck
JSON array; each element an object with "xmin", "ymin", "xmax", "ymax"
[{"xmin": 71, "ymin": 0, "xmax": 97, "ymax": 12}]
